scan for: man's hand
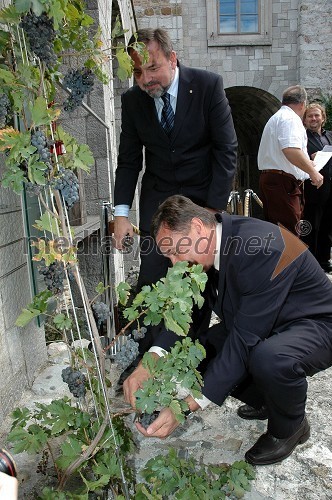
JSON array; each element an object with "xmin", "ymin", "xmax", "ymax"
[
  {"xmin": 0, "ymin": 472, "xmax": 18, "ymax": 500},
  {"xmin": 113, "ymin": 216, "xmax": 134, "ymax": 250},
  {"xmin": 136, "ymin": 407, "xmax": 180, "ymax": 438},
  {"xmin": 123, "ymin": 356, "xmax": 157, "ymax": 408},
  {"xmin": 309, "ymin": 169, "xmax": 324, "ymax": 188}
]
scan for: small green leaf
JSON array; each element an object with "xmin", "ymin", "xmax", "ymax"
[
  {"xmin": 13, "ymin": 0, "xmax": 32, "ymax": 14},
  {"xmin": 0, "ymin": 68, "xmax": 15, "ymax": 83},
  {"xmin": 95, "ymin": 282, "xmax": 107, "ymax": 294},
  {"xmin": 15, "ymin": 307, "xmax": 41, "ymax": 327},
  {"xmin": 53, "ymin": 313, "xmax": 72, "ymax": 330},
  {"xmin": 33, "ymin": 212, "xmax": 60, "ymax": 235}
]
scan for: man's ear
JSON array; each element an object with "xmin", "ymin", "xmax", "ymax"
[
  {"xmin": 170, "ymin": 51, "xmax": 177, "ymax": 69},
  {"xmin": 191, "ymin": 217, "xmax": 205, "ymax": 235}
]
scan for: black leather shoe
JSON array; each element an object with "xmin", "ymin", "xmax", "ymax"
[
  {"xmin": 245, "ymin": 416, "xmax": 310, "ymax": 466},
  {"xmin": 237, "ymin": 404, "xmax": 268, "ymax": 420}
]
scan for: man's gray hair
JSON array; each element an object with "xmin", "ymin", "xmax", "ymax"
[
  {"xmin": 282, "ymin": 85, "xmax": 307, "ymax": 105},
  {"xmin": 151, "ymin": 195, "xmax": 216, "ymax": 239},
  {"xmin": 128, "ymin": 28, "xmax": 173, "ymax": 58}
]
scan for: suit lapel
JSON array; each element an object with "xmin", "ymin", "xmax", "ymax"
[{"xmin": 171, "ymin": 65, "xmax": 195, "ymax": 142}]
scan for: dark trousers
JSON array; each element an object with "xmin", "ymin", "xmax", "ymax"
[
  {"xmin": 259, "ymin": 172, "xmax": 304, "ymax": 236},
  {"xmin": 199, "ymin": 318, "xmax": 332, "ymax": 439},
  {"xmin": 302, "ymin": 176, "xmax": 332, "ymax": 262}
]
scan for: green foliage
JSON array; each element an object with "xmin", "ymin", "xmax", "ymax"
[
  {"xmin": 135, "ymin": 337, "xmax": 205, "ymax": 420},
  {"xmin": 118, "ymin": 261, "xmax": 208, "ymax": 336},
  {"xmin": 8, "ymin": 398, "xmax": 135, "ymax": 496},
  {"xmin": 15, "ymin": 289, "xmax": 53, "ymax": 326},
  {"xmin": 136, "ymin": 448, "xmax": 255, "ymax": 499}
]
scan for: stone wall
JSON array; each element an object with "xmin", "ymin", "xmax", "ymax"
[
  {"xmin": 0, "ymin": 165, "xmax": 47, "ymax": 422},
  {"xmin": 132, "ymin": 0, "xmax": 331, "ymax": 100}
]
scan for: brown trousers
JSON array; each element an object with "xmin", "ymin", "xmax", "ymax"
[{"xmin": 259, "ymin": 171, "xmax": 304, "ymax": 236}]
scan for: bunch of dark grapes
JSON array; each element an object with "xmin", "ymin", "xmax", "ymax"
[
  {"xmin": 20, "ymin": 12, "xmax": 57, "ymax": 67},
  {"xmin": 137, "ymin": 411, "xmax": 160, "ymax": 430},
  {"xmin": 92, "ymin": 301, "xmax": 111, "ymax": 326},
  {"xmin": 38, "ymin": 261, "xmax": 66, "ymax": 294},
  {"xmin": 0, "ymin": 93, "xmax": 11, "ymax": 128},
  {"xmin": 61, "ymin": 366, "xmax": 86, "ymax": 398},
  {"xmin": 63, "ymin": 68, "xmax": 95, "ymax": 111},
  {"xmin": 31, "ymin": 129, "xmax": 52, "ymax": 171},
  {"xmin": 53, "ymin": 167, "xmax": 79, "ymax": 209},
  {"xmin": 131, "ymin": 326, "xmax": 147, "ymax": 340},
  {"xmin": 36, "ymin": 449, "xmax": 49, "ymax": 475},
  {"xmin": 115, "ymin": 338, "xmax": 139, "ymax": 370}
]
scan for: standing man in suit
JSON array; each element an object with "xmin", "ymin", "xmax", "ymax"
[
  {"xmin": 113, "ymin": 28, "xmax": 237, "ymax": 351},
  {"xmin": 258, "ymin": 85, "xmax": 323, "ymax": 236},
  {"xmin": 123, "ymin": 195, "xmax": 332, "ymax": 466},
  {"xmin": 302, "ymin": 103, "xmax": 332, "ymax": 271}
]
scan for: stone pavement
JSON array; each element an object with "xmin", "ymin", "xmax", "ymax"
[{"xmin": 1, "ymin": 275, "xmax": 332, "ymax": 499}]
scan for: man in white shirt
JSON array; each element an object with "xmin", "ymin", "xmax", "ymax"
[{"xmin": 258, "ymin": 85, "xmax": 323, "ymax": 235}]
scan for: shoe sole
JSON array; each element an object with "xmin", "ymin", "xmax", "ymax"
[
  {"xmin": 245, "ymin": 427, "xmax": 310, "ymax": 466},
  {"xmin": 237, "ymin": 413, "xmax": 268, "ymax": 421}
]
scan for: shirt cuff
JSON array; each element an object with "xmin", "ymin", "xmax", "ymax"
[
  {"xmin": 148, "ymin": 346, "xmax": 167, "ymax": 357},
  {"xmin": 114, "ymin": 204, "xmax": 130, "ymax": 217},
  {"xmin": 148, "ymin": 347, "xmax": 212, "ymax": 410},
  {"xmin": 194, "ymin": 394, "xmax": 212, "ymax": 410}
]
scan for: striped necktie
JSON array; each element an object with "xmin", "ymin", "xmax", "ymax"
[{"xmin": 161, "ymin": 93, "xmax": 174, "ymax": 135}]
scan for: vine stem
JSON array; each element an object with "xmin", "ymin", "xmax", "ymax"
[
  {"xmin": 58, "ymin": 413, "xmax": 108, "ymax": 490},
  {"xmin": 102, "ymin": 309, "xmax": 147, "ymax": 353},
  {"xmin": 38, "ymin": 192, "xmax": 61, "ymax": 221}
]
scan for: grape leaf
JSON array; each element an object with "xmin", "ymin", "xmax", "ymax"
[
  {"xmin": 54, "ymin": 313, "xmax": 72, "ymax": 330},
  {"xmin": 30, "ymin": 96, "xmax": 60, "ymax": 127},
  {"xmin": 0, "ymin": 68, "xmax": 15, "ymax": 83},
  {"xmin": 13, "ymin": 0, "xmax": 31, "ymax": 14},
  {"xmin": 57, "ymin": 436, "xmax": 84, "ymax": 469},
  {"xmin": 15, "ymin": 307, "xmax": 41, "ymax": 327},
  {"xmin": 33, "ymin": 211, "xmax": 61, "ymax": 235}
]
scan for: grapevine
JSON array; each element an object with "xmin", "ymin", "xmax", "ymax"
[
  {"xmin": 115, "ymin": 338, "xmax": 139, "ymax": 370},
  {"xmin": 63, "ymin": 68, "xmax": 95, "ymax": 112},
  {"xmin": 92, "ymin": 301, "xmax": 111, "ymax": 326},
  {"xmin": 31, "ymin": 129, "xmax": 53, "ymax": 171},
  {"xmin": 61, "ymin": 367, "xmax": 87, "ymax": 398},
  {"xmin": 20, "ymin": 12, "xmax": 57, "ymax": 67},
  {"xmin": 25, "ymin": 182, "xmax": 43, "ymax": 197},
  {"xmin": 38, "ymin": 261, "xmax": 66, "ymax": 294},
  {"xmin": 137, "ymin": 411, "xmax": 160, "ymax": 430},
  {"xmin": 53, "ymin": 168, "xmax": 79, "ymax": 209},
  {"xmin": 131, "ymin": 326, "xmax": 147, "ymax": 340},
  {"xmin": 0, "ymin": 93, "xmax": 11, "ymax": 128}
]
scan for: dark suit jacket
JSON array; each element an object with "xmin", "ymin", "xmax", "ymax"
[
  {"xmin": 114, "ymin": 64, "xmax": 237, "ymax": 232},
  {"xmin": 154, "ymin": 213, "xmax": 332, "ymax": 405},
  {"xmin": 304, "ymin": 129, "xmax": 332, "ymax": 204}
]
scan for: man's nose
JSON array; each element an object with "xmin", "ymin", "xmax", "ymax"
[{"xmin": 169, "ymin": 255, "xmax": 178, "ymax": 265}]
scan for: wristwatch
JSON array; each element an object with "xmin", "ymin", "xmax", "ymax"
[{"xmin": 183, "ymin": 408, "xmax": 195, "ymax": 419}]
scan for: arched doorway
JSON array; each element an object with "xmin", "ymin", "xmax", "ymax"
[{"xmin": 225, "ymin": 86, "xmax": 281, "ymax": 217}]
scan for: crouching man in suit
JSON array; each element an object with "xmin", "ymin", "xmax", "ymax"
[{"xmin": 123, "ymin": 195, "xmax": 332, "ymax": 466}]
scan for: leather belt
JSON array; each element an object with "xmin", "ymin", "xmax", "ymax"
[{"xmin": 260, "ymin": 169, "xmax": 303, "ymax": 184}]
